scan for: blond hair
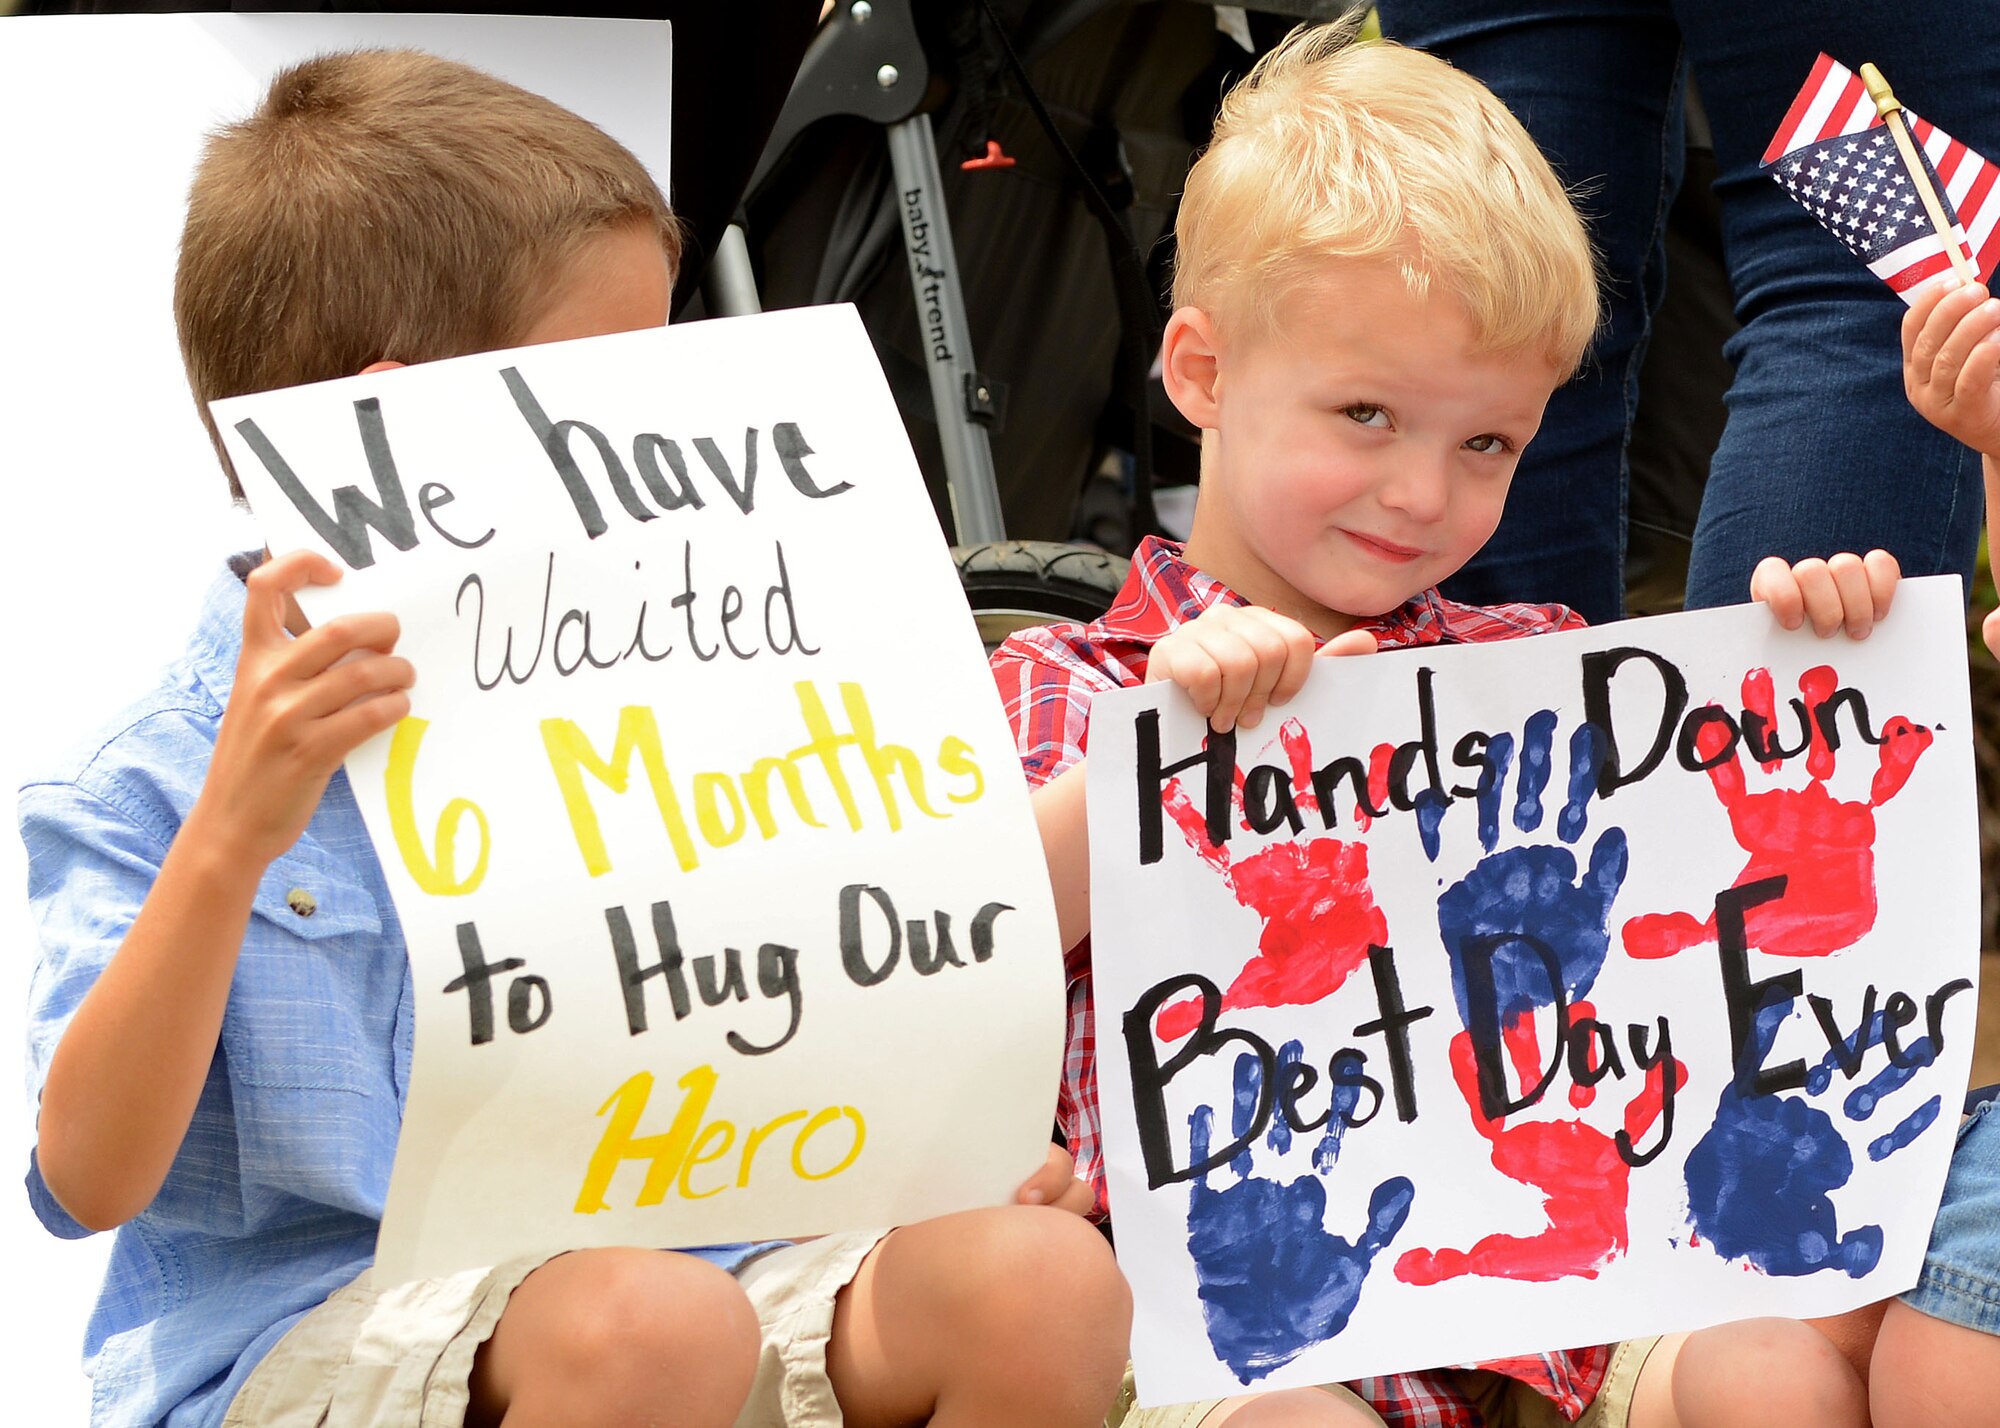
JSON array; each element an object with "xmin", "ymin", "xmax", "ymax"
[
  {"xmin": 1172, "ymin": 23, "xmax": 1598, "ymax": 375},
  {"xmin": 175, "ymin": 48, "xmax": 678, "ymax": 500}
]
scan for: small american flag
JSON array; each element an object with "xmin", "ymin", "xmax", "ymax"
[{"xmin": 1762, "ymin": 53, "xmax": 1999, "ymax": 299}]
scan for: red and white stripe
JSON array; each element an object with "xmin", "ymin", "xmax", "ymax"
[
  {"xmin": 1870, "ymin": 229, "xmax": 1977, "ymax": 296},
  {"xmin": 1764, "ymin": 52, "xmax": 1999, "ymax": 286},
  {"xmin": 1911, "ymin": 113, "xmax": 2000, "ymax": 283},
  {"xmin": 1762, "ymin": 53, "xmax": 1878, "ymax": 166}
]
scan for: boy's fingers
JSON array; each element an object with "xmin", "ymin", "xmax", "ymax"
[
  {"xmin": 1262, "ymin": 619, "xmax": 1319, "ymax": 710},
  {"xmin": 291, "ymin": 653, "xmax": 418, "ymax": 722},
  {"xmin": 242, "ymin": 549, "xmax": 341, "ymax": 646},
  {"xmin": 1315, "ymin": 628, "xmax": 1379, "ymax": 659},
  {"xmin": 1956, "ymin": 330, "xmax": 2000, "ymax": 410},
  {"xmin": 1015, "ymin": 1144, "xmax": 1071, "ymax": 1206},
  {"xmin": 1748, "ymin": 556, "xmax": 1805, "ymax": 630},
  {"xmin": 1047, "ymin": 1175, "xmax": 1096, "ymax": 1216},
  {"xmin": 285, "ymin": 612, "xmax": 403, "ymax": 679},
  {"xmin": 315, "ymin": 686, "xmax": 413, "ymax": 757},
  {"xmin": 1147, "ymin": 641, "xmax": 1221, "ymax": 718},
  {"xmin": 1232, "ymin": 618, "xmax": 1297, "ymax": 729},
  {"xmin": 1933, "ymin": 296, "xmax": 2000, "ymax": 391},
  {"xmin": 1904, "ymin": 278, "xmax": 1968, "ymax": 386},
  {"xmin": 1824, "ymin": 552, "xmax": 1876, "ymax": 639},
  {"xmin": 1863, "ymin": 548, "xmax": 1900, "ymax": 624},
  {"xmin": 1208, "ymin": 627, "xmax": 1261, "ymax": 732},
  {"xmin": 1902, "ymin": 274, "xmax": 1948, "ymax": 353},
  {"xmin": 1907, "ymin": 279, "xmax": 1988, "ymax": 396},
  {"xmin": 1789, "ymin": 558, "xmax": 1845, "ymax": 637}
]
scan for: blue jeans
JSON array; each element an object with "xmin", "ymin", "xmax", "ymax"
[
  {"xmin": 1904, "ymin": 1098, "xmax": 2000, "ymax": 1335},
  {"xmin": 1374, "ymin": 1, "xmax": 2000, "ymax": 621}
]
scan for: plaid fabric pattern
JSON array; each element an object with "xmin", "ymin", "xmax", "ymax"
[{"xmin": 991, "ymin": 536, "xmax": 1607, "ymax": 1424}]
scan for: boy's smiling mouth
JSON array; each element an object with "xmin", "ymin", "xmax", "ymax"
[{"xmin": 1340, "ymin": 529, "xmax": 1424, "ymax": 563}]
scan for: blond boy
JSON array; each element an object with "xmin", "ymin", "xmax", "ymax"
[
  {"xmin": 993, "ymin": 24, "xmax": 1892, "ymax": 1428},
  {"xmin": 23, "ymin": 50, "xmax": 1126, "ymax": 1428}
]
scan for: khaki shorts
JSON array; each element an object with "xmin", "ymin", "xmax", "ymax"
[
  {"xmin": 222, "ymin": 1231, "xmax": 887, "ymax": 1428},
  {"xmin": 1107, "ymin": 1337, "xmax": 1659, "ymax": 1428},
  {"xmin": 733, "ymin": 1231, "xmax": 885, "ymax": 1428}
]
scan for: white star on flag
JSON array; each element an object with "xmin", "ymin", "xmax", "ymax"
[{"xmin": 1762, "ymin": 53, "xmax": 1998, "ymax": 298}]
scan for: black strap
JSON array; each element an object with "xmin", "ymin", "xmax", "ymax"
[{"xmin": 971, "ymin": 0, "xmax": 1163, "ymax": 542}]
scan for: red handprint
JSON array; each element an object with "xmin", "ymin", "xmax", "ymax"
[
  {"xmin": 1155, "ymin": 721, "xmax": 1388, "ymax": 1042},
  {"xmin": 1623, "ymin": 665, "xmax": 1933, "ymax": 961},
  {"xmin": 1395, "ymin": 1023, "xmax": 1684, "ymax": 1284}
]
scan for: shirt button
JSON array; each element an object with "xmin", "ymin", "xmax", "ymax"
[{"xmin": 286, "ymin": 888, "xmax": 318, "ymax": 918}]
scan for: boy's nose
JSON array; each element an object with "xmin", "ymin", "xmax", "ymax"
[{"xmin": 1379, "ymin": 448, "xmax": 1452, "ymax": 523}]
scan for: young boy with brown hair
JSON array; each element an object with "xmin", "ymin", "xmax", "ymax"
[
  {"xmin": 22, "ymin": 49, "xmax": 1127, "ymax": 1428},
  {"xmin": 992, "ymin": 23, "xmax": 1897, "ymax": 1428}
]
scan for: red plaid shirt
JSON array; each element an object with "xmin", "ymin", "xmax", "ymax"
[{"xmin": 991, "ymin": 536, "xmax": 1607, "ymax": 1426}]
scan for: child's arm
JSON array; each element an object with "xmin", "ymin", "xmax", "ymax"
[
  {"xmin": 35, "ymin": 551, "xmax": 413, "ymax": 1230},
  {"xmin": 1903, "ymin": 271, "xmax": 2000, "ymax": 648},
  {"xmin": 1030, "ymin": 604, "xmax": 1376, "ymax": 951},
  {"xmin": 1749, "ymin": 273, "xmax": 1999, "ymax": 644}
]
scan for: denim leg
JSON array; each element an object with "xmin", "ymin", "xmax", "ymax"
[
  {"xmin": 1673, "ymin": 0, "xmax": 1999, "ymax": 607},
  {"xmin": 1374, "ymin": 1, "xmax": 1685, "ymax": 624},
  {"xmin": 1376, "ymin": 2, "xmax": 1997, "ymax": 617}
]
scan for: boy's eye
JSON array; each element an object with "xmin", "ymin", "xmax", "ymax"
[
  {"xmin": 1342, "ymin": 404, "xmax": 1391, "ymax": 428},
  {"xmin": 1462, "ymin": 433, "xmax": 1514, "ymax": 455}
]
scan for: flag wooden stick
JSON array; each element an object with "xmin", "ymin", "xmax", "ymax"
[{"xmin": 1862, "ymin": 61, "xmax": 1980, "ymax": 284}]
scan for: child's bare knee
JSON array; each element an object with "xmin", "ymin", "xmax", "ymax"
[
  {"xmin": 1869, "ymin": 1299, "xmax": 2000, "ymax": 1428},
  {"xmin": 967, "ymin": 1206, "xmax": 1130, "ymax": 1341},
  {"xmin": 1672, "ymin": 1317, "xmax": 1866, "ymax": 1428},
  {"xmin": 926, "ymin": 1206, "xmax": 1130, "ymax": 1405},
  {"xmin": 536, "ymin": 1249, "xmax": 758, "ymax": 1391}
]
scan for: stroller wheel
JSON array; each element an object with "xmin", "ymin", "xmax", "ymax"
[{"xmin": 954, "ymin": 540, "xmax": 1129, "ymax": 653}]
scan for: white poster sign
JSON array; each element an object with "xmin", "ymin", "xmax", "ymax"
[
  {"xmin": 1088, "ymin": 586, "xmax": 1978, "ymax": 1406},
  {"xmin": 215, "ymin": 305, "xmax": 1064, "ymax": 1282}
]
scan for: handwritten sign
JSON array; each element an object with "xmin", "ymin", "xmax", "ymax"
[
  {"xmin": 212, "ymin": 305, "xmax": 1064, "ymax": 1283},
  {"xmin": 1087, "ymin": 585, "xmax": 1978, "ymax": 1406}
]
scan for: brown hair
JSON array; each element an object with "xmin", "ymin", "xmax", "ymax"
[{"xmin": 175, "ymin": 48, "xmax": 677, "ymax": 500}]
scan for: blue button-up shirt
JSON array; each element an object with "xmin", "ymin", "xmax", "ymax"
[{"xmin": 21, "ymin": 563, "xmax": 753, "ymax": 1428}]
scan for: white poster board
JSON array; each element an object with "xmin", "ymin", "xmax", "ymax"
[
  {"xmin": 1088, "ymin": 586, "xmax": 1978, "ymax": 1407},
  {"xmin": 214, "ymin": 305, "xmax": 1064, "ymax": 1282},
  {"xmin": 1, "ymin": 13, "xmax": 672, "ymax": 1412}
]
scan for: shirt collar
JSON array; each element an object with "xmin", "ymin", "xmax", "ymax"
[{"xmin": 186, "ymin": 554, "xmax": 258, "ymax": 709}]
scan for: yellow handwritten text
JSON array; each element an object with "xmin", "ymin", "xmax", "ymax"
[
  {"xmin": 575, "ymin": 1065, "xmax": 867, "ymax": 1212},
  {"xmin": 384, "ymin": 717, "xmax": 491, "ymax": 895},
  {"xmin": 541, "ymin": 680, "xmax": 983, "ymax": 877}
]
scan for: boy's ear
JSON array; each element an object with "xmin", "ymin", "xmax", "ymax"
[
  {"xmin": 358, "ymin": 360, "xmax": 405, "ymax": 376},
  {"xmin": 1160, "ymin": 306, "xmax": 1223, "ymax": 431}
]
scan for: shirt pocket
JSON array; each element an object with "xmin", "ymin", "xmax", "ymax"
[{"xmin": 221, "ymin": 843, "xmax": 389, "ymax": 1095}]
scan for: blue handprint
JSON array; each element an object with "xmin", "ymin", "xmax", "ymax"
[
  {"xmin": 1186, "ymin": 1052, "xmax": 1415, "ymax": 1384},
  {"xmin": 1842, "ymin": 1031, "xmax": 1945, "ymax": 1162},
  {"xmin": 1397, "ymin": 718, "xmax": 1675, "ymax": 1286},
  {"xmin": 1683, "ymin": 994, "xmax": 1944, "ymax": 1276},
  {"xmin": 1434, "ymin": 719, "xmax": 1627, "ymax": 1039},
  {"xmin": 1262, "ymin": 1038, "xmax": 1374, "ymax": 1174}
]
